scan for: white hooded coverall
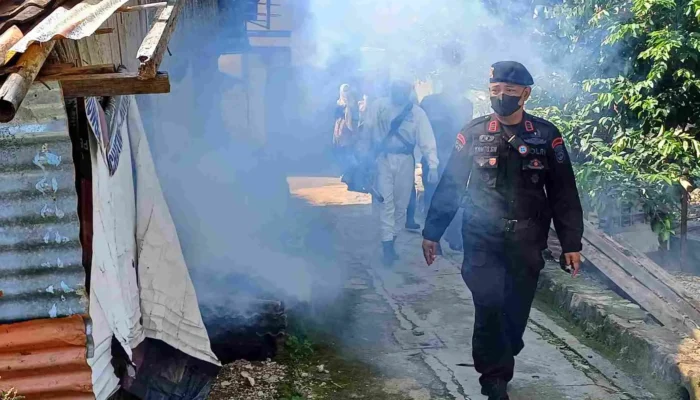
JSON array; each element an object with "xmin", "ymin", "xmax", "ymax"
[{"xmin": 367, "ymin": 97, "xmax": 439, "ymax": 242}]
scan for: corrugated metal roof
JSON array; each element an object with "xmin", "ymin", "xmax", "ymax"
[
  {"xmin": 0, "ymin": 81, "xmax": 87, "ymax": 324},
  {"xmin": 0, "ymin": 315, "xmax": 93, "ymax": 399},
  {"xmin": 3, "ymin": 0, "xmax": 130, "ymax": 63}
]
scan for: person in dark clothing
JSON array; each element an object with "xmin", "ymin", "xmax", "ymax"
[
  {"xmin": 406, "ymin": 185, "xmax": 420, "ymax": 230},
  {"xmin": 421, "ymin": 61, "xmax": 583, "ymax": 400},
  {"xmin": 419, "ymin": 83, "xmax": 474, "ymax": 249},
  {"xmin": 404, "ymin": 86, "xmax": 426, "ymax": 232}
]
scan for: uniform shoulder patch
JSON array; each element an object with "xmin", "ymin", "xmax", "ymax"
[
  {"xmin": 461, "ymin": 115, "xmax": 491, "ymax": 132},
  {"xmin": 528, "ymin": 114, "xmax": 558, "ymax": 130},
  {"xmin": 454, "ymin": 132, "xmax": 467, "ymax": 152},
  {"xmin": 527, "ymin": 114, "xmax": 560, "ymax": 141},
  {"xmin": 551, "ymin": 137, "xmax": 564, "ymax": 149},
  {"xmin": 552, "ymin": 136, "xmax": 568, "ymax": 163}
]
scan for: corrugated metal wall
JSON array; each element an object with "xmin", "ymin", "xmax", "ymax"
[
  {"xmin": 0, "ymin": 315, "xmax": 93, "ymax": 399},
  {"xmin": 0, "ymin": 81, "xmax": 87, "ymax": 323},
  {"xmin": 0, "ymin": 83, "xmax": 92, "ymax": 399}
]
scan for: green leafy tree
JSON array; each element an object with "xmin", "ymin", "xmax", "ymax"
[{"xmin": 513, "ymin": 0, "xmax": 700, "ymax": 245}]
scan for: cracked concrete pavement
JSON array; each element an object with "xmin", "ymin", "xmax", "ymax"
[{"xmin": 290, "ymin": 176, "xmax": 656, "ymax": 400}]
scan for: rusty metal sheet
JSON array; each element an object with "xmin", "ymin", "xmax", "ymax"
[
  {"xmin": 0, "ymin": 81, "xmax": 87, "ymax": 324},
  {"xmin": 0, "ymin": 0, "xmax": 58, "ymax": 19},
  {"xmin": 0, "ymin": 0, "xmax": 63, "ymax": 35},
  {"xmin": 5, "ymin": 0, "xmax": 129, "ymax": 62},
  {"xmin": 0, "ymin": 315, "xmax": 93, "ymax": 399}
]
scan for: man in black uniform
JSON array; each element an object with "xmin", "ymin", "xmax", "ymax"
[{"xmin": 421, "ymin": 61, "xmax": 584, "ymax": 400}]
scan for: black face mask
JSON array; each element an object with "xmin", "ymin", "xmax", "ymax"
[{"xmin": 490, "ymin": 94, "xmax": 522, "ymax": 116}]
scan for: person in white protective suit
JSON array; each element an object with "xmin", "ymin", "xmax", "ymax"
[{"xmin": 367, "ymin": 81, "xmax": 439, "ymax": 265}]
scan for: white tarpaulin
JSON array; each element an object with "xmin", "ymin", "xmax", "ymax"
[
  {"xmin": 126, "ymin": 98, "xmax": 219, "ymax": 365},
  {"xmin": 89, "ymin": 97, "xmax": 145, "ymax": 357},
  {"xmin": 88, "ymin": 95, "xmax": 218, "ymax": 366},
  {"xmin": 87, "ymin": 289, "xmax": 120, "ymax": 400}
]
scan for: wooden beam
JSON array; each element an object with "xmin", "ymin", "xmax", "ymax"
[
  {"xmin": 561, "ymin": 221, "xmax": 700, "ymax": 339},
  {"xmin": 0, "ymin": 41, "xmax": 54, "ymax": 122},
  {"xmin": 94, "ymin": 28, "xmax": 115, "ymax": 35},
  {"xmin": 614, "ymin": 234, "xmax": 700, "ymax": 311},
  {"xmin": 583, "ymin": 220, "xmax": 700, "ymax": 315},
  {"xmin": 118, "ymin": 2, "xmax": 167, "ymax": 12},
  {"xmin": 39, "ymin": 63, "xmax": 116, "ymax": 79},
  {"xmin": 59, "ymin": 72, "xmax": 170, "ymax": 98},
  {"xmin": 580, "ymin": 240, "xmax": 692, "ymax": 334},
  {"xmin": 136, "ymin": 0, "xmax": 183, "ymax": 80}
]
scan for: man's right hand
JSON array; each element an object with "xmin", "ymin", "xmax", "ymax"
[{"xmin": 422, "ymin": 239, "xmax": 439, "ymax": 266}]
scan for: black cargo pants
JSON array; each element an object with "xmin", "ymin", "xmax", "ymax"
[{"xmin": 461, "ymin": 219, "xmax": 546, "ymax": 386}]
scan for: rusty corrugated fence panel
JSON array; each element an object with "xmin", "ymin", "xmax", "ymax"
[
  {"xmin": 0, "ymin": 315, "xmax": 93, "ymax": 399},
  {"xmin": 3, "ymin": 0, "xmax": 130, "ymax": 63},
  {"xmin": 0, "ymin": 81, "xmax": 87, "ymax": 323}
]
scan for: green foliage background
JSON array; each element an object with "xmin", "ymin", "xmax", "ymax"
[{"xmin": 498, "ymin": 0, "xmax": 700, "ymax": 242}]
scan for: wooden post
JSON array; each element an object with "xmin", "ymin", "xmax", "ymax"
[
  {"xmin": 0, "ymin": 41, "xmax": 55, "ymax": 122},
  {"xmin": 681, "ymin": 189, "xmax": 689, "ymax": 272},
  {"xmin": 680, "ymin": 176, "xmax": 695, "ymax": 272},
  {"xmin": 136, "ymin": 0, "xmax": 183, "ymax": 80}
]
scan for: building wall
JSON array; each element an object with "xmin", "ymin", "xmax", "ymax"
[
  {"xmin": 0, "ymin": 82, "xmax": 87, "ymax": 325},
  {"xmin": 0, "ymin": 82, "xmax": 91, "ymax": 398}
]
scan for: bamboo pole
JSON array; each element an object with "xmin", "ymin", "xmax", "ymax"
[
  {"xmin": 0, "ymin": 26, "xmax": 23, "ymax": 67},
  {"xmin": 0, "ymin": 41, "xmax": 55, "ymax": 122}
]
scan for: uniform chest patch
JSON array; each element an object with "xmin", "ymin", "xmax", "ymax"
[
  {"xmin": 455, "ymin": 133, "xmax": 466, "ymax": 152},
  {"xmin": 474, "ymin": 145, "xmax": 498, "ymax": 154},
  {"xmin": 479, "ymin": 135, "xmax": 495, "ymax": 143},
  {"xmin": 475, "ymin": 156, "xmax": 498, "ymax": 168},
  {"xmin": 527, "ymin": 158, "xmax": 545, "ymax": 170}
]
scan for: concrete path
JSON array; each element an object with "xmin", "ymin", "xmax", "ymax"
[{"xmin": 290, "ymin": 177, "xmax": 655, "ymax": 400}]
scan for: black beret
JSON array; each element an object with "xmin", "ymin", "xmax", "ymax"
[{"xmin": 489, "ymin": 61, "xmax": 534, "ymax": 86}]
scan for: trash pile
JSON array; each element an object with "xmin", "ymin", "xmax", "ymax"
[{"xmin": 209, "ymin": 359, "xmax": 288, "ymax": 400}]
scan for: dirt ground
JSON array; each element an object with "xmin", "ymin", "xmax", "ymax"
[{"xmin": 209, "ymin": 176, "xmax": 669, "ymax": 400}]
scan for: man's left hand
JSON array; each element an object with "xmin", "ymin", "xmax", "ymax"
[
  {"xmin": 427, "ymin": 169, "xmax": 439, "ymax": 184},
  {"xmin": 564, "ymin": 252, "xmax": 582, "ymax": 277}
]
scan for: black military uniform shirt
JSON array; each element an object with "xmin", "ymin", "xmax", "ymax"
[{"xmin": 423, "ymin": 113, "xmax": 584, "ymax": 253}]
